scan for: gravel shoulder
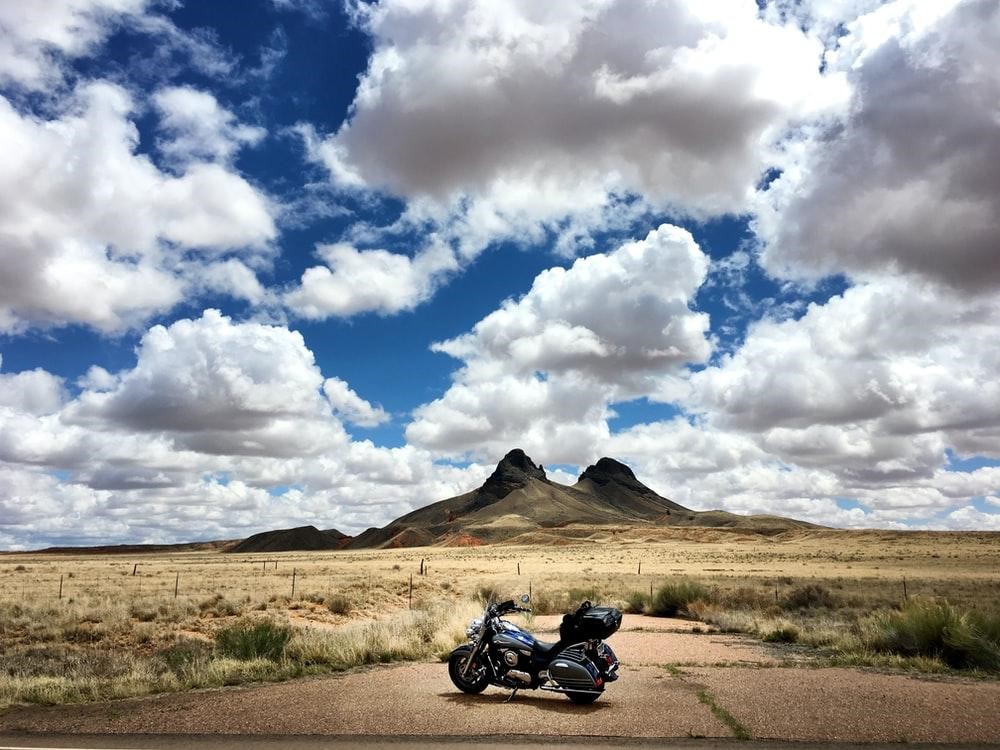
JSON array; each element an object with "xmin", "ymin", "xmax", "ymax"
[{"xmin": 2, "ymin": 616, "xmax": 997, "ymax": 744}]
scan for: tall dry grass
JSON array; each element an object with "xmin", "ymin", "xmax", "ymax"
[{"xmin": 0, "ymin": 597, "xmax": 478, "ymax": 709}]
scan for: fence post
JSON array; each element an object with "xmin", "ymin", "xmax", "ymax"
[
  {"xmin": 638, "ymin": 561, "xmax": 641, "ymax": 575},
  {"xmin": 174, "ymin": 571, "xmax": 180, "ymax": 599},
  {"xmin": 902, "ymin": 577, "xmax": 908, "ymax": 602},
  {"xmin": 420, "ymin": 558, "xmax": 424, "ymax": 576},
  {"xmin": 58, "ymin": 574, "xmax": 64, "ymax": 600},
  {"xmin": 409, "ymin": 574, "xmax": 413, "ymax": 609},
  {"xmin": 132, "ymin": 563, "xmax": 138, "ymax": 576},
  {"xmin": 517, "ymin": 562, "xmax": 520, "ymax": 576},
  {"xmin": 291, "ymin": 567, "xmax": 297, "ymax": 598}
]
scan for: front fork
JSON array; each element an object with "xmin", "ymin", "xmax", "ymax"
[{"xmin": 460, "ymin": 634, "xmax": 486, "ymax": 678}]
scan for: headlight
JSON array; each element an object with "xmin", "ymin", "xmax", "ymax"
[{"xmin": 466, "ymin": 617, "xmax": 483, "ymax": 637}]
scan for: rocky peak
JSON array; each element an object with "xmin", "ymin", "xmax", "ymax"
[
  {"xmin": 579, "ymin": 457, "xmax": 650, "ymax": 492},
  {"xmin": 479, "ymin": 448, "xmax": 547, "ymax": 502}
]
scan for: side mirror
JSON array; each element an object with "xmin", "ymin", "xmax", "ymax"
[{"xmin": 520, "ymin": 594, "xmax": 530, "ymax": 603}]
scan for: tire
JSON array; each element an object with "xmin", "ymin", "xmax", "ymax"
[
  {"xmin": 448, "ymin": 648, "xmax": 489, "ymax": 694},
  {"xmin": 566, "ymin": 690, "xmax": 601, "ymax": 704}
]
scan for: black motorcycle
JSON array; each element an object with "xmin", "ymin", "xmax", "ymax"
[{"xmin": 448, "ymin": 595, "xmax": 621, "ymax": 704}]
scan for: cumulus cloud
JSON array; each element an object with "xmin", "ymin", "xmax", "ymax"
[
  {"xmin": 327, "ymin": 0, "xmax": 844, "ymax": 207},
  {"xmin": 0, "ymin": 357, "xmax": 65, "ymax": 415},
  {"xmin": 756, "ymin": 0, "xmax": 1000, "ymax": 291},
  {"xmin": 0, "ymin": 82, "xmax": 277, "ymax": 332},
  {"xmin": 433, "ymin": 224, "xmax": 710, "ymax": 384},
  {"xmin": 323, "ymin": 377, "xmax": 389, "ymax": 427},
  {"xmin": 296, "ymin": 0, "xmax": 848, "ymax": 276},
  {"xmin": 284, "ymin": 240, "xmax": 457, "ymax": 319},
  {"xmin": 154, "ymin": 86, "xmax": 266, "ymax": 165},
  {"xmin": 407, "ymin": 225, "xmax": 712, "ymax": 459},
  {"xmin": 690, "ymin": 278, "xmax": 1000, "ymax": 475},
  {"xmin": 0, "ymin": 0, "xmax": 150, "ymax": 89},
  {"xmin": 0, "ymin": 312, "xmax": 493, "ymax": 546}
]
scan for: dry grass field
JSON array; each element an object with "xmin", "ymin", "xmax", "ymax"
[{"xmin": 1, "ymin": 527, "xmax": 998, "ymax": 709}]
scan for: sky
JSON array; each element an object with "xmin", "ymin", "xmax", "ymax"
[{"xmin": 0, "ymin": 0, "xmax": 999, "ymax": 549}]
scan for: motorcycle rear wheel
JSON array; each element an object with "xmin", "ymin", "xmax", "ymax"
[
  {"xmin": 448, "ymin": 649, "xmax": 489, "ymax": 694},
  {"xmin": 566, "ymin": 690, "xmax": 601, "ymax": 704}
]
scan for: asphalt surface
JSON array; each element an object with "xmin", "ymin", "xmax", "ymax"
[
  {"xmin": 1, "ymin": 735, "xmax": 994, "ymax": 750},
  {"xmin": 2, "ymin": 616, "xmax": 998, "ymax": 745}
]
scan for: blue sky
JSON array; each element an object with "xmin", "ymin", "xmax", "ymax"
[{"xmin": 0, "ymin": 0, "xmax": 998, "ymax": 548}]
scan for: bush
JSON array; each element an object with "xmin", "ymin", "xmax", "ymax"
[
  {"xmin": 782, "ymin": 584, "xmax": 838, "ymax": 611},
  {"xmin": 860, "ymin": 599, "xmax": 1000, "ymax": 670},
  {"xmin": 475, "ymin": 584, "xmax": 502, "ymax": 605},
  {"xmin": 762, "ymin": 625, "xmax": 799, "ymax": 643},
  {"xmin": 214, "ymin": 620, "xmax": 292, "ymax": 661},
  {"xmin": 566, "ymin": 586, "xmax": 600, "ymax": 605},
  {"xmin": 326, "ymin": 595, "xmax": 351, "ymax": 616},
  {"xmin": 625, "ymin": 590, "xmax": 649, "ymax": 614},
  {"xmin": 649, "ymin": 580, "xmax": 710, "ymax": 617},
  {"xmin": 158, "ymin": 638, "xmax": 212, "ymax": 672}
]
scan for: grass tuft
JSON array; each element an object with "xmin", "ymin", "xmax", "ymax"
[
  {"xmin": 649, "ymin": 580, "xmax": 709, "ymax": 617},
  {"xmin": 214, "ymin": 620, "xmax": 292, "ymax": 661},
  {"xmin": 858, "ymin": 599, "xmax": 1000, "ymax": 670}
]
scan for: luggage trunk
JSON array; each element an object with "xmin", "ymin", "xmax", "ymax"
[{"xmin": 560, "ymin": 604, "xmax": 622, "ymax": 642}]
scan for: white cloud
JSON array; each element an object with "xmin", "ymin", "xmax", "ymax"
[
  {"xmin": 0, "ymin": 82, "xmax": 277, "ymax": 332},
  {"xmin": 327, "ymin": 0, "xmax": 844, "ymax": 209},
  {"xmin": 0, "ymin": 0, "xmax": 150, "ymax": 89},
  {"xmin": 0, "ymin": 312, "xmax": 495, "ymax": 545},
  {"xmin": 284, "ymin": 240, "xmax": 457, "ymax": 319},
  {"xmin": 154, "ymin": 86, "xmax": 266, "ymax": 165},
  {"xmin": 407, "ymin": 225, "xmax": 711, "ymax": 459},
  {"xmin": 756, "ymin": 0, "xmax": 1000, "ymax": 291},
  {"xmin": 0, "ymin": 356, "xmax": 65, "ymax": 416},
  {"xmin": 323, "ymin": 377, "xmax": 389, "ymax": 427},
  {"xmin": 295, "ymin": 0, "xmax": 849, "ymax": 282},
  {"xmin": 433, "ymin": 224, "xmax": 711, "ymax": 385}
]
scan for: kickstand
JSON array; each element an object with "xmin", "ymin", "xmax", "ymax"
[{"xmin": 505, "ymin": 688, "xmax": 519, "ymax": 703}]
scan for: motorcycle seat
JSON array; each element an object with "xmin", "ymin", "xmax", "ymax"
[{"xmin": 531, "ymin": 639, "xmax": 561, "ymax": 657}]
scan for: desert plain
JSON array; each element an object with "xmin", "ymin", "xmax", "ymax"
[{"xmin": 1, "ymin": 527, "xmax": 999, "ymax": 743}]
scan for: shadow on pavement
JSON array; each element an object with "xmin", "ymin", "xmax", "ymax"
[{"xmin": 439, "ymin": 691, "xmax": 609, "ymax": 715}]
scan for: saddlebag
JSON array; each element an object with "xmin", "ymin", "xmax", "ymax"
[
  {"xmin": 560, "ymin": 603, "xmax": 622, "ymax": 642},
  {"xmin": 548, "ymin": 652, "xmax": 604, "ymax": 692}
]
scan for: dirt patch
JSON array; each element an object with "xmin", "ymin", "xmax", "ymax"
[{"xmin": 438, "ymin": 533, "xmax": 485, "ymax": 547}]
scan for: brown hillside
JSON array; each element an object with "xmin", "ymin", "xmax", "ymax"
[{"xmin": 228, "ymin": 526, "xmax": 349, "ymax": 553}]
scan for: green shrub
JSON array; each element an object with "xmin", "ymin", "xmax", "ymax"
[
  {"xmin": 782, "ymin": 584, "xmax": 838, "ymax": 610},
  {"xmin": 158, "ymin": 638, "xmax": 212, "ymax": 672},
  {"xmin": 214, "ymin": 620, "xmax": 292, "ymax": 661},
  {"xmin": 861, "ymin": 599, "xmax": 1000, "ymax": 670},
  {"xmin": 649, "ymin": 580, "xmax": 710, "ymax": 617},
  {"xmin": 326, "ymin": 595, "xmax": 351, "ymax": 615},
  {"xmin": 762, "ymin": 625, "xmax": 799, "ymax": 643},
  {"xmin": 475, "ymin": 584, "xmax": 502, "ymax": 605},
  {"xmin": 566, "ymin": 586, "xmax": 601, "ymax": 605},
  {"xmin": 625, "ymin": 590, "xmax": 649, "ymax": 614}
]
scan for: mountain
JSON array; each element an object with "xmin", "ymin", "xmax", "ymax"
[
  {"xmin": 344, "ymin": 448, "xmax": 816, "ymax": 549},
  {"xmin": 228, "ymin": 525, "xmax": 350, "ymax": 553}
]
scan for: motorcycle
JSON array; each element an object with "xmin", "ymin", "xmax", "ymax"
[{"xmin": 448, "ymin": 594, "xmax": 621, "ymax": 704}]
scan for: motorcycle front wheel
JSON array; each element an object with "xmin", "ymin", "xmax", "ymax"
[{"xmin": 448, "ymin": 648, "xmax": 489, "ymax": 694}]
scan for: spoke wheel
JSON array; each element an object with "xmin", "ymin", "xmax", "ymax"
[{"xmin": 448, "ymin": 649, "xmax": 489, "ymax": 694}]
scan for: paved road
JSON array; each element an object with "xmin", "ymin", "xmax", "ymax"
[
  {"xmin": 0, "ymin": 736, "xmax": 993, "ymax": 750},
  {"xmin": 2, "ymin": 617, "xmax": 998, "ymax": 745}
]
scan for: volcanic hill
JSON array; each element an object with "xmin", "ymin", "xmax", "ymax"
[
  {"xmin": 344, "ymin": 448, "xmax": 815, "ymax": 549},
  {"xmin": 229, "ymin": 525, "xmax": 350, "ymax": 553}
]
